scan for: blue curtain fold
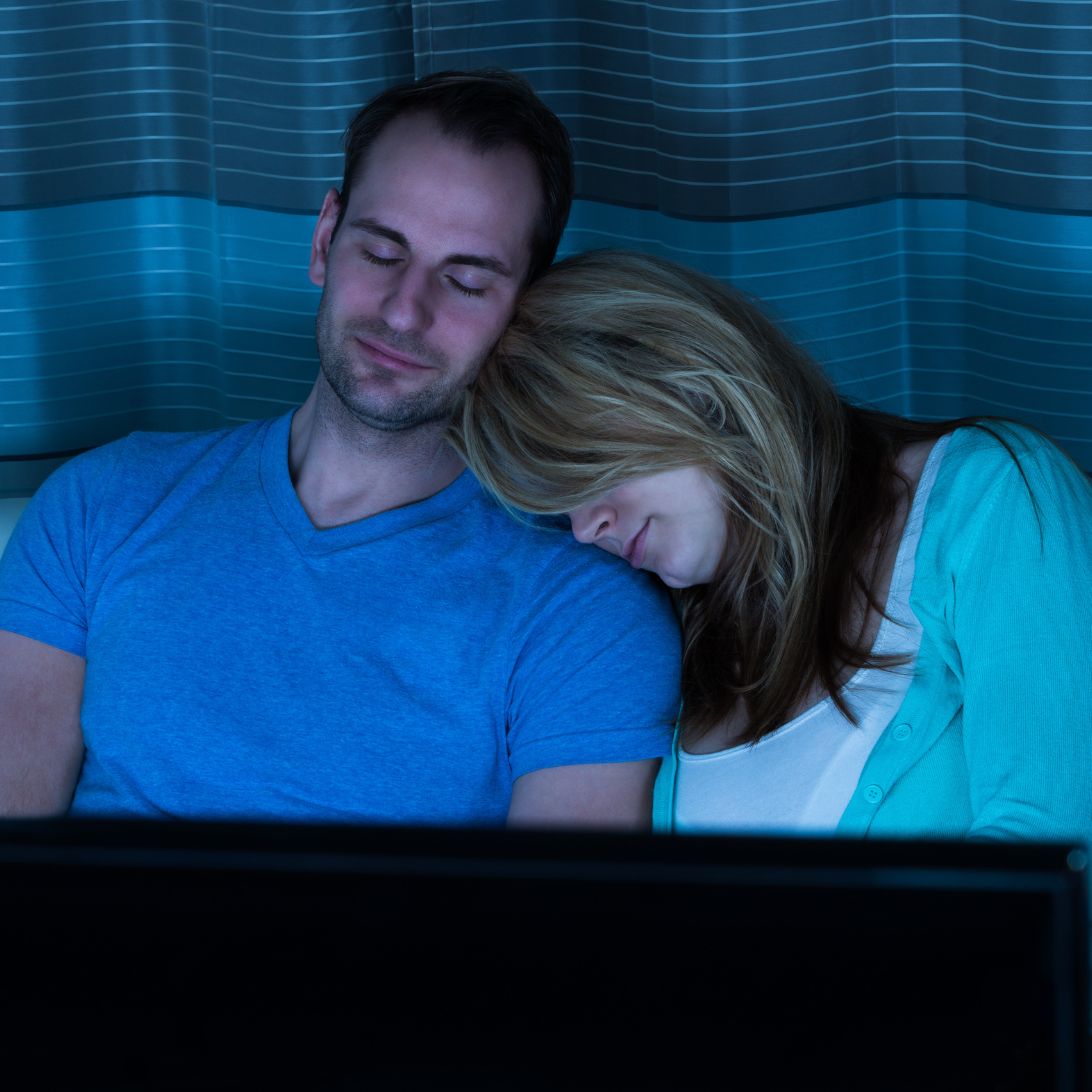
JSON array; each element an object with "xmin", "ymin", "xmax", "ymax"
[{"xmin": 3, "ymin": 0, "xmax": 1091, "ymax": 496}]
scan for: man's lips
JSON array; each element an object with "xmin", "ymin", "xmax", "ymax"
[
  {"xmin": 354, "ymin": 336, "xmax": 431, "ymax": 372},
  {"xmin": 623, "ymin": 520, "xmax": 649, "ymax": 569}
]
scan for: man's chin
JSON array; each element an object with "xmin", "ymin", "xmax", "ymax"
[
  {"xmin": 350, "ymin": 409, "xmax": 449, "ymax": 433},
  {"xmin": 319, "ymin": 357, "xmax": 463, "ymax": 433},
  {"xmin": 338, "ymin": 392, "xmax": 457, "ymax": 434}
]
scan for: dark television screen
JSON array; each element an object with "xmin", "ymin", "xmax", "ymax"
[{"xmin": 0, "ymin": 819, "xmax": 1085, "ymax": 1091}]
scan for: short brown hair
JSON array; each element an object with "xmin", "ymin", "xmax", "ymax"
[{"xmin": 338, "ymin": 69, "xmax": 573, "ymax": 285}]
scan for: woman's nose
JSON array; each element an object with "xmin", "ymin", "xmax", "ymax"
[{"xmin": 569, "ymin": 503, "xmax": 614, "ymax": 545}]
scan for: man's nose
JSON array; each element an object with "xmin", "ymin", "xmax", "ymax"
[
  {"xmin": 569, "ymin": 503, "xmax": 615, "ymax": 545},
  {"xmin": 380, "ymin": 267, "xmax": 432, "ymax": 333}
]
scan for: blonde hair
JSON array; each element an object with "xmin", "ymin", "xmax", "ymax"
[{"xmin": 453, "ymin": 249, "xmax": 960, "ymax": 741}]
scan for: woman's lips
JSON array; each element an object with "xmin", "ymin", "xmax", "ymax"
[{"xmin": 623, "ymin": 520, "xmax": 649, "ymax": 569}]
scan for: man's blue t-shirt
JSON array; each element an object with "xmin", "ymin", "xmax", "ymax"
[{"xmin": 0, "ymin": 412, "xmax": 681, "ymax": 824}]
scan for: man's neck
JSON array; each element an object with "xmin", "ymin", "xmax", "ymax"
[{"xmin": 288, "ymin": 383, "xmax": 466, "ymax": 529}]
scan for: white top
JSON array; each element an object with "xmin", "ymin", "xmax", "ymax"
[{"xmin": 673, "ymin": 435, "xmax": 950, "ymax": 834}]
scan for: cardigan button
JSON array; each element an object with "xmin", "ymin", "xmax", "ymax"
[
  {"xmin": 892, "ymin": 722, "xmax": 912, "ymax": 742},
  {"xmin": 863, "ymin": 784, "xmax": 884, "ymax": 805}
]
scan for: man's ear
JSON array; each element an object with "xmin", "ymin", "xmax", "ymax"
[{"xmin": 308, "ymin": 188, "xmax": 342, "ymax": 287}]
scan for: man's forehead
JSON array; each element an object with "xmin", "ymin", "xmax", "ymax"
[
  {"xmin": 352, "ymin": 112, "xmax": 517, "ymax": 186},
  {"xmin": 345, "ymin": 114, "xmax": 541, "ymax": 273},
  {"xmin": 349, "ymin": 113, "xmax": 537, "ymax": 203}
]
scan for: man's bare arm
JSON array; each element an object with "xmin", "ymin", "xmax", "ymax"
[
  {"xmin": 0, "ymin": 629, "xmax": 85, "ymax": 816},
  {"xmin": 506, "ymin": 759, "xmax": 660, "ymax": 830}
]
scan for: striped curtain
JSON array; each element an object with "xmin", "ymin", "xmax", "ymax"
[{"xmin": 3, "ymin": 1, "xmax": 1091, "ymax": 499}]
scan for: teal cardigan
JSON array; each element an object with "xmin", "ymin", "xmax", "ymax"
[{"xmin": 654, "ymin": 423, "xmax": 1092, "ymax": 844}]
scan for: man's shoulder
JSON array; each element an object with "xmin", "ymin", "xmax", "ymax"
[
  {"xmin": 23, "ymin": 417, "xmax": 279, "ymax": 539},
  {"xmin": 461, "ymin": 498, "xmax": 569, "ymax": 559},
  {"xmin": 461, "ymin": 492, "xmax": 677, "ymax": 631},
  {"xmin": 465, "ymin": 490, "xmax": 658, "ymax": 582},
  {"xmin": 110, "ymin": 416, "xmax": 272, "ymax": 468},
  {"xmin": 51, "ymin": 417, "xmax": 273, "ymax": 492}
]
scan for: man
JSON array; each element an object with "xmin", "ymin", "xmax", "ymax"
[{"xmin": 0, "ymin": 70, "xmax": 680, "ymax": 826}]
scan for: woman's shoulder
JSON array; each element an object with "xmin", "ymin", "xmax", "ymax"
[
  {"xmin": 922, "ymin": 420, "xmax": 1092, "ymax": 561},
  {"xmin": 937, "ymin": 420, "xmax": 1087, "ymax": 499},
  {"xmin": 944, "ymin": 419, "xmax": 1053, "ymax": 460}
]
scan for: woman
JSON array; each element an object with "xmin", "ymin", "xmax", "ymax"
[{"xmin": 453, "ymin": 249, "xmax": 1092, "ymax": 840}]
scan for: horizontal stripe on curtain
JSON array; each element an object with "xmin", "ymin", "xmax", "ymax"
[{"xmin": 2, "ymin": 0, "xmax": 1091, "ymax": 497}]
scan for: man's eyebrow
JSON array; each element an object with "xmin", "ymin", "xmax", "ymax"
[
  {"xmin": 447, "ymin": 254, "xmax": 512, "ymax": 278},
  {"xmin": 350, "ymin": 218, "xmax": 408, "ymax": 249},
  {"xmin": 349, "ymin": 217, "xmax": 512, "ymax": 278}
]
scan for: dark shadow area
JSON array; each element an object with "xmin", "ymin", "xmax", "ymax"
[{"xmin": 0, "ymin": 820, "xmax": 1085, "ymax": 1091}]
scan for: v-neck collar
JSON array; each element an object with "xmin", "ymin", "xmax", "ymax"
[{"xmin": 258, "ymin": 410, "xmax": 482, "ymax": 557}]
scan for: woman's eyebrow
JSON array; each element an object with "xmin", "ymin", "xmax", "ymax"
[{"xmin": 349, "ymin": 217, "xmax": 511, "ymax": 278}]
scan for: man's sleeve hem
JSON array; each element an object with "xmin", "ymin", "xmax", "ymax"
[
  {"xmin": 510, "ymin": 728, "xmax": 672, "ymax": 781},
  {"xmin": 0, "ymin": 602, "xmax": 87, "ymax": 658}
]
